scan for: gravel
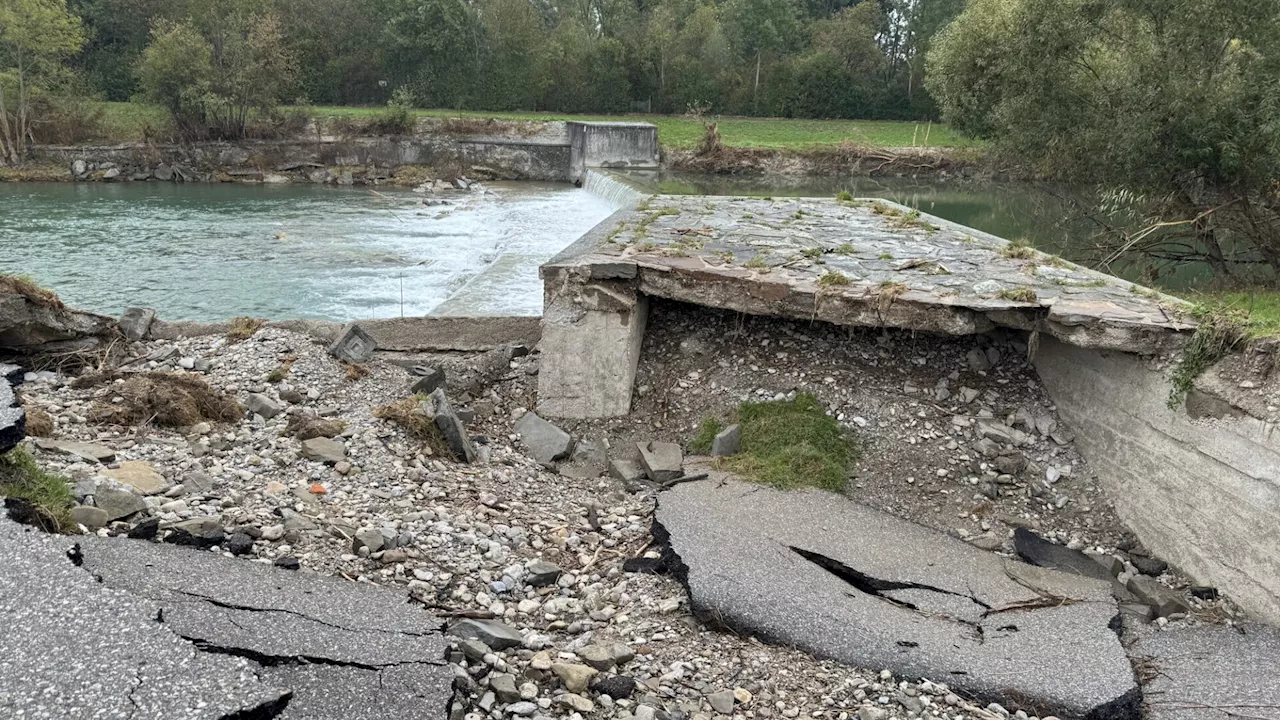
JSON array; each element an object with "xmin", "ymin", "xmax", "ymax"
[{"xmin": 11, "ymin": 303, "xmax": 1248, "ymax": 720}]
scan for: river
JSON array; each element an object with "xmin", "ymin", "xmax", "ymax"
[
  {"xmin": 0, "ymin": 181, "xmax": 616, "ymax": 321},
  {"xmin": 0, "ymin": 175, "xmax": 1214, "ymax": 322}
]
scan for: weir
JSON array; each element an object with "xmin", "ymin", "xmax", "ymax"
[{"xmin": 549, "ymin": 184, "xmax": 1280, "ymax": 626}]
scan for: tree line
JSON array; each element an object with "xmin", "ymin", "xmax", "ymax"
[{"xmin": 60, "ymin": 0, "xmax": 961, "ymax": 120}]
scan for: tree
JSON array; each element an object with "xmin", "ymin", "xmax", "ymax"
[
  {"xmin": 928, "ymin": 0, "xmax": 1280, "ymax": 281},
  {"xmin": 138, "ymin": 1, "xmax": 295, "ymax": 139},
  {"xmin": 722, "ymin": 0, "xmax": 801, "ymax": 110},
  {"xmin": 0, "ymin": 0, "xmax": 85, "ymax": 164}
]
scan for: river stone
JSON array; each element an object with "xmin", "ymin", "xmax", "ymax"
[
  {"xmin": 712, "ymin": 424, "xmax": 741, "ymax": 457},
  {"xmin": 579, "ymin": 644, "xmax": 616, "ymax": 671},
  {"xmin": 94, "ymin": 487, "xmax": 148, "ymax": 522},
  {"xmin": 329, "ymin": 323, "xmax": 376, "ymax": 364},
  {"xmin": 708, "ymin": 690, "xmax": 736, "ymax": 715},
  {"xmin": 447, "ymin": 619, "xmax": 524, "ymax": 650},
  {"xmin": 71, "ymin": 505, "xmax": 109, "ymax": 529},
  {"xmin": 34, "ymin": 438, "xmax": 116, "ymax": 464},
  {"xmin": 609, "ymin": 458, "xmax": 646, "ymax": 484},
  {"xmin": 514, "ymin": 412, "xmax": 573, "ymax": 466},
  {"xmin": 490, "ymin": 673, "xmax": 520, "ymax": 703},
  {"xmin": 164, "ymin": 516, "xmax": 225, "ymax": 549},
  {"xmin": 118, "ymin": 307, "xmax": 156, "ymax": 342},
  {"xmin": 526, "ymin": 559, "xmax": 562, "ymax": 587},
  {"xmin": 552, "ymin": 663, "xmax": 598, "ymax": 694},
  {"xmin": 246, "ymin": 393, "xmax": 284, "ymax": 419},
  {"xmin": 103, "ymin": 461, "xmax": 169, "ymax": 495},
  {"xmin": 301, "ymin": 437, "xmax": 346, "ymax": 465},
  {"xmin": 638, "ymin": 441, "xmax": 683, "ymax": 482},
  {"xmin": 153, "ymin": 164, "xmax": 174, "ymax": 181},
  {"xmin": 1126, "ymin": 576, "xmax": 1190, "ymax": 618}
]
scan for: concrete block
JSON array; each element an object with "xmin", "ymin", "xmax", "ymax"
[
  {"xmin": 712, "ymin": 424, "xmax": 741, "ymax": 457},
  {"xmin": 329, "ymin": 323, "xmax": 376, "ymax": 364},
  {"xmin": 537, "ymin": 292, "xmax": 648, "ymax": 419}
]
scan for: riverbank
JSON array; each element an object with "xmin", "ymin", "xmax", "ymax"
[{"xmin": 92, "ymin": 101, "xmax": 977, "ymax": 152}]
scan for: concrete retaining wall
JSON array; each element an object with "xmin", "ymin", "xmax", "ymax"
[
  {"xmin": 1033, "ymin": 338, "xmax": 1280, "ymax": 623},
  {"xmin": 34, "ymin": 120, "xmax": 661, "ymax": 186},
  {"xmin": 569, "ymin": 122, "xmax": 660, "ymax": 182}
]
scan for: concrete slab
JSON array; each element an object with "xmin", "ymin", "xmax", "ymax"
[
  {"xmin": 655, "ymin": 471, "xmax": 1139, "ymax": 720},
  {"xmin": 75, "ymin": 534, "xmax": 450, "ymax": 718},
  {"xmin": 1133, "ymin": 624, "xmax": 1280, "ymax": 720},
  {"xmin": 548, "ymin": 194, "xmax": 1193, "ymax": 355},
  {"xmin": 0, "ymin": 518, "xmax": 292, "ymax": 719}
]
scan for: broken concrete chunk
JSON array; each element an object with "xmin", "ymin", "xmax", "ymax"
[
  {"xmin": 329, "ymin": 322, "xmax": 376, "ymax": 364},
  {"xmin": 657, "ymin": 471, "xmax": 1137, "ymax": 720},
  {"xmin": 118, "ymin": 307, "xmax": 156, "ymax": 341},
  {"xmin": 301, "ymin": 437, "xmax": 346, "ymax": 465},
  {"xmin": 1126, "ymin": 575, "xmax": 1190, "ymax": 618},
  {"xmin": 609, "ymin": 458, "xmax": 646, "ymax": 485},
  {"xmin": 515, "ymin": 412, "xmax": 573, "ymax": 466},
  {"xmin": 712, "ymin": 424, "xmax": 741, "ymax": 457},
  {"xmin": 163, "ymin": 516, "xmax": 225, "ymax": 549},
  {"xmin": 410, "ymin": 366, "xmax": 446, "ymax": 395},
  {"xmin": 447, "ymin": 619, "xmax": 523, "ymax": 650},
  {"xmin": 34, "ymin": 438, "xmax": 116, "ymax": 464},
  {"xmin": 1012, "ymin": 527, "xmax": 1114, "ymax": 583},
  {"xmin": 637, "ymin": 441, "xmax": 683, "ymax": 482},
  {"xmin": 429, "ymin": 389, "xmax": 477, "ymax": 463},
  {"xmin": 103, "ymin": 460, "xmax": 169, "ymax": 495}
]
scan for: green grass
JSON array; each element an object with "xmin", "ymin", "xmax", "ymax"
[
  {"xmin": 691, "ymin": 394, "xmax": 858, "ymax": 491},
  {"xmin": 0, "ymin": 447, "xmax": 76, "ymax": 533},
  {"xmin": 94, "ymin": 101, "xmax": 975, "ymax": 151},
  {"xmin": 1183, "ymin": 289, "xmax": 1280, "ymax": 339}
]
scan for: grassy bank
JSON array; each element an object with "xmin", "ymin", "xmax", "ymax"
[{"xmin": 93, "ymin": 101, "xmax": 974, "ymax": 151}]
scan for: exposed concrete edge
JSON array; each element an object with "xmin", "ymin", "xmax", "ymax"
[
  {"xmin": 632, "ymin": 262, "xmax": 1185, "ymax": 354},
  {"xmin": 544, "ymin": 208, "xmax": 640, "ymax": 270},
  {"xmin": 148, "ymin": 315, "xmax": 541, "ymax": 352}
]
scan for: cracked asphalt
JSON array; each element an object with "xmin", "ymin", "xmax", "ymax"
[
  {"xmin": 0, "ymin": 516, "xmax": 450, "ymax": 719},
  {"xmin": 656, "ymin": 472, "xmax": 1140, "ymax": 720}
]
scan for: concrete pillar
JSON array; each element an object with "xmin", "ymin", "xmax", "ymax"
[{"xmin": 537, "ymin": 264, "xmax": 648, "ymax": 419}]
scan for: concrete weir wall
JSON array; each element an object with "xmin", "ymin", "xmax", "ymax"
[
  {"xmin": 34, "ymin": 120, "xmax": 659, "ymax": 184},
  {"xmin": 1034, "ymin": 338, "xmax": 1280, "ymax": 623}
]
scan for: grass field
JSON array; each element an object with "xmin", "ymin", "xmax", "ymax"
[{"xmin": 95, "ymin": 101, "xmax": 975, "ymax": 150}]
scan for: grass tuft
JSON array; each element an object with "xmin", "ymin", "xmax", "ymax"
[
  {"xmin": 695, "ymin": 394, "xmax": 857, "ymax": 491},
  {"xmin": 1168, "ymin": 305, "xmax": 1250, "ymax": 408},
  {"xmin": 1001, "ymin": 238, "xmax": 1036, "ymax": 259},
  {"xmin": 998, "ymin": 287, "xmax": 1038, "ymax": 303},
  {"xmin": 0, "ymin": 275, "xmax": 65, "ymax": 310},
  {"xmin": 373, "ymin": 397, "xmax": 449, "ymax": 456},
  {"xmin": 689, "ymin": 418, "xmax": 724, "ymax": 454},
  {"xmin": 817, "ymin": 271, "xmax": 851, "ymax": 287},
  {"xmin": 227, "ymin": 317, "xmax": 267, "ymax": 342},
  {"xmin": 0, "ymin": 446, "xmax": 76, "ymax": 533}
]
